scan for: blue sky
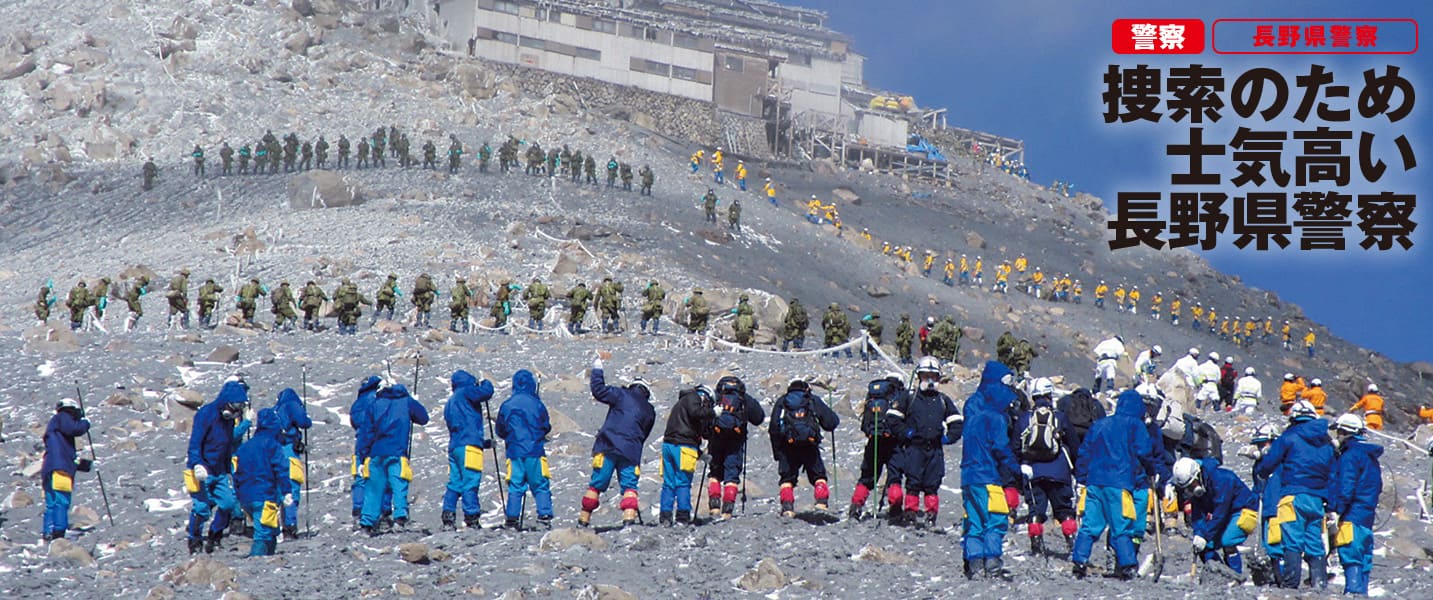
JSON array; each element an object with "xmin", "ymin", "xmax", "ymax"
[{"xmin": 792, "ymin": 0, "xmax": 1433, "ymax": 363}]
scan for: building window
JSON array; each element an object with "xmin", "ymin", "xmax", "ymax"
[
  {"xmin": 593, "ymin": 19, "xmax": 616, "ymax": 34},
  {"xmin": 519, "ymin": 37, "xmax": 545, "ymax": 50},
  {"xmin": 493, "ymin": 0, "xmax": 518, "ymax": 15},
  {"xmin": 673, "ymin": 33, "xmax": 700, "ymax": 49},
  {"xmin": 644, "ymin": 27, "xmax": 659, "ymax": 41},
  {"xmin": 576, "ymin": 47, "xmax": 602, "ymax": 61},
  {"xmin": 790, "ymin": 53, "xmax": 812, "ymax": 67},
  {"xmin": 630, "ymin": 58, "xmax": 670, "ymax": 76},
  {"xmin": 495, "ymin": 31, "xmax": 518, "ymax": 44},
  {"xmin": 723, "ymin": 56, "xmax": 743, "ymax": 71},
  {"xmin": 672, "ymin": 66, "xmax": 698, "ymax": 81}
]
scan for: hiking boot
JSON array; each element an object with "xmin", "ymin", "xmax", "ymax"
[
  {"xmin": 441, "ymin": 511, "xmax": 457, "ymax": 531},
  {"xmin": 282, "ymin": 525, "xmax": 299, "ymax": 541},
  {"xmin": 887, "ymin": 504, "xmax": 904, "ymax": 526},
  {"xmin": 814, "ymin": 502, "xmax": 829, "ymax": 512},
  {"xmin": 464, "ymin": 513, "xmax": 482, "ymax": 529},
  {"xmin": 721, "ymin": 501, "xmax": 735, "ymax": 519},
  {"xmin": 362, "ymin": 525, "xmax": 378, "ymax": 537},
  {"xmin": 964, "ymin": 558, "xmax": 984, "ymax": 580},
  {"xmin": 1072, "ymin": 563, "xmax": 1088, "ymax": 579},
  {"xmin": 393, "ymin": 517, "xmax": 408, "ymax": 532},
  {"xmin": 708, "ymin": 495, "xmax": 721, "ymax": 516},
  {"xmin": 621, "ymin": 509, "xmax": 638, "ymax": 527},
  {"xmin": 659, "ymin": 511, "xmax": 674, "ymax": 527},
  {"xmin": 379, "ymin": 514, "xmax": 394, "ymax": 532},
  {"xmin": 674, "ymin": 510, "xmax": 692, "ymax": 525},
  {"xmin": 780, "ymin": 500, "xmax": 796, "ymax": 518},
  {"xmin": 1030, "ymin": 535, "xmax": 1044, "ymax": 556},
  {"xmin": 985, "ymin": 558, "xmax": 1011, "ymax": 581},
  {"xmin": 503, "ymin": 517, "xmax": 521, "ymax": 530},
  {"xmin": 576, "ymin": 512, "xmax": 592, "ymax": 528},
  {"xmin": 847, "ymin": 503, "xmax": 865, "ymax": 521},
  {"xmin": 1115, "ymin": 565, "xmax": 1137, "ymax": 580},
  {"xmin": 535, "ymin": 515, "xmax": 553, "ymax": 530},
  {"xmin": 923, "ymin": 512, "xmax": 938, "ymax": 528},
  {"xmin": 204, "ymin": 531, "xmax": 223, "ymax": 554},
  {"xmin": 187, "ymin": 537, "xmax": 203, "ymax": 555}
]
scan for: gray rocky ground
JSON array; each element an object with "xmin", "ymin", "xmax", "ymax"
[{"xmin": 2, "ymin": 1, "xmax": 1432, "ymax": 598}]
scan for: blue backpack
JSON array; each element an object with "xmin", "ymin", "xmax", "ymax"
[
  {"xmin": 710, "ymin": 377, "xmax": 748, "ymax": 439},
  {"xmin": 777, "ymin": 392, "xmax": 822, "ymax": 446}
]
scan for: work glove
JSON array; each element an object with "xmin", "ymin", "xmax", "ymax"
[
  {"xmin": 1020, "ymin": 464, "xmax": 1035, "ymax": 480},
  {"xmin": 293, "ymin": 439, "xmax": 306, "ymax": 454},
  {"xmin": 77, "ymin": 458, "xmax": 93, "ymax": 472},
  {"xmin": 592, "ymin": 356, "xmax": 604, "ymax": 371},
  {"xmin": 1004, "ymin": 487, "xmax": 1020, "ymax": 511},
  {"xmin": 1326, "ymin": 512, "xmax": 1340, "ymax": 529},
  {"xmin": 1163, "ymin": 483, "xmax": 1177, "ymax": 501},
  {"xmin": 193, "ymin": 464, "xmax": 209, "ymax": 482},
  {"xmin": 282, "ymin": 494, "xmax": 295, "ymax": 507},
  {"xmin": 481, "ymin": 439, "xmax": 493, "ymax": 450},
  {"xmin": 1191, "ymin": 535, "xmax": 1208, "ymax": 552}
]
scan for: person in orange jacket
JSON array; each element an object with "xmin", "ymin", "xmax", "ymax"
[
  {"xmin": 1278, "ymin": 373, "xmax": 1306, "ymax": 415},
  {"xmin": 1419, "ymin": 405, "xmax": 1433, "ymax": 424},
  {"xmin": 1349, "ymin": 384, "xmax": 1385, "ymax": 430},
  {"xmin": 1301, "ymin": 378, "xmax": 1328, "ymax": 416}
]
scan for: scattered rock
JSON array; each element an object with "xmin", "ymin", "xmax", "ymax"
[
  {"xmin": 965, "ymin": 231, "xmax": 986, "ymax": 249},
  {"xmin": 736, "ymin": 557, "xmax": 788, "ymax": 592},
  {"xmin": 1, "ymin": 55, "xmax": 36, "ymax": 80},
  {"xmin": 144, "ymin": 585, "xmax": 176, "ymax": 600},
  {"xmin": 163, "ymin": 557, "xmax": 237, "ymax": 592},
  {"xmin": 70, "ymin": 505, "xmax": 101, "ymax": 529},
  {"xmin": 204, "ymin": 345, "xmax": 239, "ymax": 363},
  {"xmin": 538, "ymin": 528, "xmax": 609, "ymax": 552},
  {"xmin": 854, "ymin": 544, "xmax": 913, "ymax": 565},
  {"xmin": 832, "ymin": 187, "xmax": 860, "ymax": 205},
  {"xmin": 865, "ymin": 285, "xmax": 891, "ymax": 298},
  {"xmin": 397, "ymin": 543, "xmax": 430, "ymax": 564},
  {"xmin": 394, "ymin": 582, "xmax": 416, "ymax": 596},
  {"xmin": 23, "ymin": 325, "xmax": 81, "ymax": 354},
  {"xmin": 577, "ymin": 584, "xmax": 638, "ymax": 600},
  {"xmin": 48, "ymin": 538, "xmax": 96, "ymax": 567},
  {"xmin": 287, "ymin": 171, "xmax": 365, "ymax": 209},
  {"xmin": 291, "ymin": 0, "xmax": 314, "ymax": 17},
  {"xmin": 5, "ymin": 490, "xmax": 35, "ymax": 509}
]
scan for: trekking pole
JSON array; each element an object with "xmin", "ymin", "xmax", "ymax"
[
  {"xmin": 481, "ymin": 398, "xmax": 507, "ymax": 509},
  {"xmin": 829, "ymin": 427, "xmax": 838, "ymax": 503},
  {"xmin": 73, "ymin": 382, "xmax": 115, "ymax": 526},
  {"xmin": 740, "ymin": 436, "xmax": 748, "ymax": 514},
  {"xmin": 301, "ymin": 364, "xmax": 311, "ymax": 538}
]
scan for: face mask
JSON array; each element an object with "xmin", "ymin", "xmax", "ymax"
[
  {"xmin": 918, "ymin": 375, "xmax": 938, "ymax": 392},
  {"xmin": 1189, "ymin": 483, "xmax": 1206, "ymax": 498},
  {"xmin": 1000, "ymin": 373, "xmax": 1015, "ymax": 387}
]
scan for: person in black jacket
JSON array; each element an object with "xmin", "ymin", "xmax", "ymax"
[
  {"xmin": 848, "ymin": 373, "xmax": 907, "ymax": 520},
  {"xmin": 885, "ymin": 357, "xmax": 963, "ymax": 527},
  {"xmin": 769, "ymin": 379, "xmax": 840, "ymax": 517},
  {"xmin": 659, "ymin": 385, "xmax": 715, "ymax": 526},
  {"xmin": 705, "ymin": 375, "xmax": 766, "ymax": 519}
]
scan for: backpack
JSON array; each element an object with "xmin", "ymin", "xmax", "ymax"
[
  {"xmin": 710, "ymin": 377, "xmax": 748, "ymax": 439},
  {"xmin": 1059, "ymin": 388, "xmax": 1104, "ymax": 436},
  {"xmin": 861, "ymin": 378, "xmax": 902, "ymax": 436},
  {"xmin": 1184, "ymin": 416, "xmax": 1224, "ymax": 463},
  {"xmin": 1019, "ymin": 406, "xmax": 1062, "ymax": 463},
  {"xmin": 777, "ymin": 392, "xmax": 822, "ymax": 446},
  {"xmin": 1156, "ymin": 400, "xmax": 1188, "ymax": 442}
]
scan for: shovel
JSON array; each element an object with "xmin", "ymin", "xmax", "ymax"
[{"xmin": 1148, "ymin": 487, "xmax": 1166, "ymax": 582}]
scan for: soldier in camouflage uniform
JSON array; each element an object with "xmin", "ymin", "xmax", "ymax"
[
  {"xmin": 372, "ymin": 273, "xmax": 400, "ymax": 325},
  {"xmin": 300, "ymin": 140, "xmax": 313, "ymax": 170},
  {"xmin": 197, "ymin": 278, "xmax": 223, "ymax": 328},
  {"xmin": 928, "ymin": 316, "xmax": 963, "ymax": 365},
  {"xmin": 584, "ymin": 155, "xmax": 597, "ymax": 185},
  {"xmin": 821, "ymin": 303, "xmax": 852, "ymax": 358},
  {"xmin": 332, "ymin": 278, "xmax": 371, "ymax": 335},
  {"xmin": 238, "ymin": 144, "xmax": 251, "ymax": 174},
  {"xmin": 142, "ymin": 158, "xmax": 159, "ymax": 191},
  {"xmin": 640, "ymin": 280, "xmax": 665, "ymax": 334},
  {"xmin": 411, "ymin": 273, "xmax": 436, "ymax": 328},
  {"xmin": 523, "ymin": 277, "xmax": 550, "ymax": 330},
  {"xmin": 780, "ymin": 297, "xmax": 808, "ymax": 351},
  {"xmin": 90, "ymin": 277, "xmax": 111, "ymax": 328},
  {"xmin": 270, "ymin": 281, "xmax": 297, "ymax": 332},
  {"xmin": 219, "ymin": 142, "xmax": 233, "ymax": 176},
  {"xmin": 65, "ymin": 281, "xmax": 91, "ymax": 331},
  {"xmin": 525, "ymin": 142, "xmax": 544, "ymax": 176},
  {"xmin": 490, "ymin": 279, "xmax": 514, "ymax": 331},
  {"xmin": 684, "ymin": 288, "xmax": 709, "ymax": 334},
  {"xmin": 569, "ymin": 150, "xmax": 583, "ymax": 183},
  {"xmin": 35, "ymin": 281, "xmax": 55, "ymax": 323},
  {"xmin": 732, "ymin": 294, "xmax": 758, "ymax": 347},
  {"xmin": 315, "ymin": 136, "xmax": 329, "ymax": 169},
  {"xmin": 422, "ymin": 139, "xmax": 437, "ymax": 170},
  {"xmin": 124, "ymin": 276, "xmax": 148, "ymax": 331},
  {"xmin": 449, "ymin": 277, "xmax": 471, "ymax": 333},
  {"xmin": 546, "ymin": 147, "xmax": 559, "ymax": 177},
  {"xmin": 167, "ymin": 269, "xmax": 191, "ymax": 329},
  {"xmin": 565, "ymin": 282, "xmax": 591, "ymax": 334},
  {"xmin": 299, "ymin": 281, "xmax": 327, "ymax": 331},
  {"xmin": 639, "ymin": 165, "xmax": 654, "ymax": 196},
  {"xmin": 498, "ymin": 138, "xmax": 516, "ymax": 174},
  {"xmin": 597, "ymin": 277, "xmax": 624, "ymax": 333},
  {"xmin": 859, "ymin": 311, "xmax": 883, "ymax": 360},
  {"xmin": 478, "ymin": 141, "xmax": 492, "ymax": 173},
  {"xmin": 447, "ymin": 136, "xmax": 462, "ymax": 173},
  {"xmin": 336, "ymin": 135, "xmax": 350, "ymax": 169},
  {"xmin": 371, "ymin": 129, "xmax": 386, "ymax": 168},
  {"xmin": 236, "ymin": 278, "xmax": 265, "ymax": 326},
  {"xmin": 894, "ymin": 313, "xmax": 915, "ymax": 364},
  {"xmin": 619, "ymin": 162, "xmax": 633, "ymax": 191}
]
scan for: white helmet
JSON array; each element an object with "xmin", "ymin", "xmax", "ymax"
[
  {"xmin": 1136, "ymin": 383, "xmax": 1163, "ymax": 404},
  {"xmin": 1209, "ymin": 351, "xmax": 1220, "ymax": 362},
  {"xmin": 1310, "ymin": 378, "xmax": 1322, "ymax": 387},
  {"xmin": 1251, "ymin": 424, "xmax": 1277, "ymax": 443},
  {"xmin": 629, "ymin": 377, "xmax": 652, "ymax": 397},
  {"xmin": 1151, "ymin": 345, "xmax": 1163, "ymax": 355},
  {"xmin": 1189, "ymin": 348, "xmax": 1200, "ymax": 357},
  {"xmin": 1245, "ymin": 367, "xmax": 1256, "ymax": 376},
  {"xmin": 1224, "ymin": 356, "xmax": 1233, "ymax": 364},
  {"xmin": 57, "ymin": 397, "xmax": 81, "ymax": 411},
  {"xmin": 1032, "ymin": 377, "xmax": 1055, "ymax": 397},
  {"xmin": 1171, "ymin": 457, "xmax": 1204, "ymax": 496},
  {"xmin": 1289, "ymin": 399, "xmax": 1318, "ymax": 421},
  {"xmin": 1367, "ymin": 384, "xmax": 1379, "ymax": 393},
  {"xmin": 1283, "ymin": 373, "xmax": 1295, "ymax": 381},
  {"xmin": 916, "ymin": 356, "xmax": 942, "ymax": 375},
  {"xmin": 1334, "ymin": 413, "xmax": 1365, "ymax": 435}
]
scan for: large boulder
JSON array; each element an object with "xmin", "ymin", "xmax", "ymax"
[
  {"xmin": 24, "ymin": 325, "xmax": 81, "ymax": 354},
  {"xmin": 287, "ymin": 171, "xmax": 364, "ymax": 209}
]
